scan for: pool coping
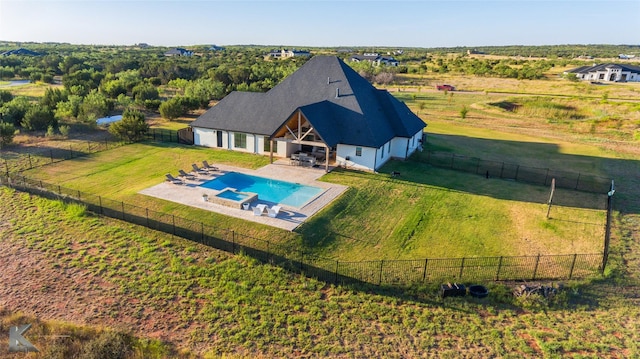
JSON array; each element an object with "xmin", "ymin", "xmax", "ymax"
[{"xmin": 139, "ymin": 160, "xmax": 348, "ymax": 231}]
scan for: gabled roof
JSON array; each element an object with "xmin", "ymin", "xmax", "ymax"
[
  {"xmin": 0, "ymin": 48, "xmax": 41, "ymax": 56},
  {"xmin": 191, "ymin": 56, "xmax": 425, "ymax": 148},
  {"xmin": 567, "ymin": 63, "xmax": 640, "ymax": 74}
]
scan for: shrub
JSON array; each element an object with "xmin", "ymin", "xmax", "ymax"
[
  {"xmin": 0, "ymin": 121, "xmax": 16, "ymax": 148},
  {"xmin": 460, "ymin": 105, "xmax": 469, "ymax": 119},
  {"xmin": 81, "ymin": 330, "xmax": 132, "ymax": 359},
  {"xmin": 22, "ymin": 104, "xmax": 57, "ymax": 131},
  {"xmin": 59, "ymin": 124, "xmax": 70, "ymax": 138},
  {"xmin": 108, "ymin": 108, "xmax": 148, "ymax": 142}
]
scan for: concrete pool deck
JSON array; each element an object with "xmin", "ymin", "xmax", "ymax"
[{"xmin": 139, "ymin": 161, "xmax": 348, "ymax": 231}]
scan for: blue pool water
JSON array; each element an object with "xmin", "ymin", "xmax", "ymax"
[
  {"xmin": 201, "ymin": 172, "xmax": 323, "ymax": 207},
  {"xmin": 216, "ymin": 189, "xmax": 249, "ymax": 201}
]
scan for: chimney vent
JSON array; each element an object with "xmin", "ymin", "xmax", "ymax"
[
  {"xmin": 335, "ymin": 88, "xmax": 339, "ymax": 98},
  {"xmin": 327, "ymin": 77, "xmax": 330, "ymax": 85}
]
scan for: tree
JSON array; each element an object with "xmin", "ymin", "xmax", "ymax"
[
  {"xmin": 0, "ymin": 96, "xmax": 31, "ymax": 126},
  {"xmin": 159, "ymin": 98, "xmax": 184, "ymax": 120},
  {"xmin": 131, "ymin": 83, "xmax": 159, "ymax": 102},
  {"xmin": 0, "ymin": 121, "xmax": 16, "ymax": 148},
  {"xmin": 22, "ymin": 104, "xmax": 57, "ymax": 131},
  {"xmin": 79, "ymin": 90, "xmax": 109, "ymax": 122},
  {"xmin": 41, "ymin": 88, "xmax": 68, "ymax": 110},
  {"xmin": 108, "ymin": 108, "xmax": 148, "ymax": 142},
  {"xmin": 55, "ymin": 94, "xmax": 83, "ymax": 120},
  {"xmin": 0, "ymin": 90, "xmax": 13, "ymax": 106}
]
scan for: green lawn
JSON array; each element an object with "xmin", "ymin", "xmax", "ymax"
[
  {"xmin": 1, "ymin": 187, "xmax": 637, "ymax": 358},
  {"xmin": 22, "ymin": 140, "xmax": 605, "ymax": 261}
]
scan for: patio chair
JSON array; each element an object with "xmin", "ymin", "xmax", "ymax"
[
  {"xmin": 178, "ymin": 169, "xmax": 196, "ymax": 180},
  {"xmin": 202, "ymin": 160, "xmax": 219, "ymax": 171},
  {"xmin": 267, "ymin": 205, "xmax": 281, "ymax": 218},
  {"xmin": 191, "ymin": 163, "xmax": 209, "ymax": 175},
  {"xmin": 253, "ymin": 206, "xmax": 264, "ymax": 216},
  {"xmin": 165, "ymin": 173, "xmax": 183, "ymax": 185}
]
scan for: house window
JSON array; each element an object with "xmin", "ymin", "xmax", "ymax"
[
  {"xmin": 355, "ymin": 147, "xmax": 362, "ymax": 157},
  {"xmin": 388, "ymin": 142, "xmax": 391, "ymax": 153},
  {"xmin": 234, "ymin": 133, "xmax": 247, "ymax": 149},
  {"xmin": 263, "ymin": 137, "xmax": 277, "ymax": 152},
  {"xmin": 381, "ymin": 145, "xmax": 385, "ymax": 158}
]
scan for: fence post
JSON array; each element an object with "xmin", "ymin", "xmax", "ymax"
[
  {"xmin": 569, "ymin": 253, "xmax": 578, "ymax": 279},
  {"xmin": 532, "ymin": 254, "xmax": 541, "ymax": 280},
  {"xmin": 57, "ymin": 185, "xmax": 61, "ymax": 195},
  {"xmin": 28, "ymin": 154, "xmax": 32, "ymax": 169},
  {"xmin": 77, "ymin": 190, "xmax": 81, "ymax": 199},
  {"xmin": 514, "ymin": 165, "xmax": 520, "ymax": 181},
  {"xmin": 334, "ymin": 260, "xmax": 339, "ymax": 284},
  {"xmin": 232, "ymin": 230, "xmax": 236, "ymax": 253},
  {"xmin": 121, "ymin": 201, "xmax": 125, "ymax": 220},
  {"xmin": 602, "ymin": 189, "xmax": 613, "ymax": 274},
  {"xmin": 87, "ymin": 141, "xmax": 91, "ymax": 152},
  {"xmin": 575, "ymin": 173, "xmax": 581, "ymax": 190},
  {"xmin": 378, "ymin": 260, "xmax": 384, "ymax": 285},
  {"xmin": 496, "ymin": 256, "xmax": 503, "ymax": 281},
  {"xmin": 99, "ymin": 196, "xmax": 103, "ymax": 214},
  {"xmin": 50, "ymin": 149, "xmax": 54, "ymax": 163},
  {"xmin": 172, "ymin": 215, "xmax": 176, "ymax": 235},
  {"xmin": 459, "ymin": 257, "xmax": 465, "ymax": 279},
  {"xmin": 4, "ymin": 159, "xmax": 8, "ymax": 176},
  {"xmin": 422, "ymin": 258, "xmax": 428, "ymax": 282},
  {"xmin": 145, "ymin": 208, "xmax": 149, "ymax": 227}
]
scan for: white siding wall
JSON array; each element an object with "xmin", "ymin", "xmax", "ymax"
[
  {"xmin": 194, "ymin": 128, "xmax": 216, "ymax": 147},
  {"xmin": 336, "ymin": 144, "xmax": 377, "ymax": 171}
]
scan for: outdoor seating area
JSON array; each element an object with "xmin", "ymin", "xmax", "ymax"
[
  {"xmin": 166, "ymin": 160, "xmax": 220, "ymax": 185},
  {"xmin": 290, "ymin": 153, "xmax": 317, "ymax": 167},
  {"xmin": 252, "ymin": 203, "xmax": 281, "ymax": 218}
]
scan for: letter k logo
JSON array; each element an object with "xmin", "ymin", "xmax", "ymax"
[{"xmin": 9, "ymin": 324, "xmax": 38, "ymax": 352}]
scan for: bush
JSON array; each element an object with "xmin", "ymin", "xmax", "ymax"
[
  {"xmin": 59, "ymin": 124, "xmax": 70, "ymax": 138},
  {"xmin": 460, "ymin": 105, "xmax": 469, "ymax": 119},
  {"xmin": 0, "ymin": 121, "xmax": 16, "ymax": 148},
  {"xmin": 108, "ymin": 108, "xmax": 148, "ymax": 142},
  {"xmin": 81, "ymin": 330, "xmax": 132, "ymax": 359},
  {"xmin": 22, "ymin": 104, "xmax": 57, "ymax": 131}
]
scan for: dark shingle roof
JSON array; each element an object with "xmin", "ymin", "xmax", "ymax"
[
  {"xmin": 0, "ymin": 48, "xmax": 41, "ymax": 56},
  {"xmin": 191, "ymin": 56, "xmax": 425, "ymax": 148},
  {"xmin": 567, "ymin": 63, "xmax": 640, "ymax": 74}
]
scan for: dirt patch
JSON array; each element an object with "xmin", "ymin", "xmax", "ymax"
[{"xmin": 0, "ymin": 233, "xmax": 203, "ymax": 351}]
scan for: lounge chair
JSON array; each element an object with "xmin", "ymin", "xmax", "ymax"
[
  {"xmin": 191, "ymin": 163, "xmax": 209, "ymax": 175},
  {"xmin": 178, "ymin": 169, "xmax": 196, "ymax": 180},
  {"xmin": 267, "ymin": 205, "xmax": 281, "ymax": 218},
  {"xmin": 253, "ymin": 204, "xmax": 267, "ymax": 216},
  {"xmin": 165, "ymin": 173, "xmax": 183, "ymax": 185},
  {"xmin": 202, "ymin": 161, "xmax": 219, "ymax": 171}
]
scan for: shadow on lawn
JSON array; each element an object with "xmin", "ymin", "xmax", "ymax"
[{"xmin": 385, "ymin": 133, "xmax": 640, "ymax": 215}]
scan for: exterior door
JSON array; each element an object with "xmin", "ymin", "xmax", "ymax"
[{"xmin": 216, "ymin": 131, "xmax": 223, "ymax": 147}]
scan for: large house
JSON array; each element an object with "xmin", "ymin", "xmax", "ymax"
[
  {"xmin": 266, "ymin": 49, "xmax": 311, "ymax": 60},
  {"xmin": 564, "ymin": 63, "xmax": 640, "ymax": 82},
  {"xmin": 190, "ymin": 56, "xmax": 426, "ymax": 172},
  {"xmin": 350, "ymin": 53, "xmax": 399, "ymax": 67}
]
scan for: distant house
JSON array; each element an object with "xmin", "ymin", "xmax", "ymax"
[
  {"xmin": 190, "ymin": 56, "xmax": 425, "ymax": 172},
  {"xmin": 164, "ymin": 48, "xmax": 193, "ymax": 57},
  {"xmin": 209, "ymin": 45, "xmax": 226, "ymax": 51},
  {"xmin": 266, "ymin": 49, "xmax": 311, "ymax": 60},
  {"xmin": 564, "ymin": 63, "xmax": 640, "ymax": 82},
  {"xmin": 0, "ymin": 48, "xmax": 41, "ymax": 56},
  {"xmin": 350, "ymin": 53, "xmax": 398, "ymax": 67}
]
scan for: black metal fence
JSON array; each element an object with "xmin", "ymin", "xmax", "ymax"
[
  {"xmin": 0, "ymin": 128, "xmax": 181, "ymax": 175},
  {"xmin": 0, "ymin": 173, "xmax": 604, "ymax": 286},
  {"xmin": 416, "ymin": 151, "xmax": 611, "ymax": 193}
]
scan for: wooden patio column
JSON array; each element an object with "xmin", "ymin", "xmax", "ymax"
[
  {"xmin": 324, "ymin": 144, "xmax": 329, "ymax": 172},
  {"xmin": 269, "ymin": 139, "xmax": 274, "ymax": 164}
]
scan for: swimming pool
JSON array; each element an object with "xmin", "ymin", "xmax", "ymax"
[{"xmin": 200, "ymin": 172, "xmax": 323, "ymax": 208}]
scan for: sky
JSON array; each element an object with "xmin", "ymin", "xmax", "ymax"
[{"xmin": 0, "ymin": 0, "xmax": 638, "ymax": 48}]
